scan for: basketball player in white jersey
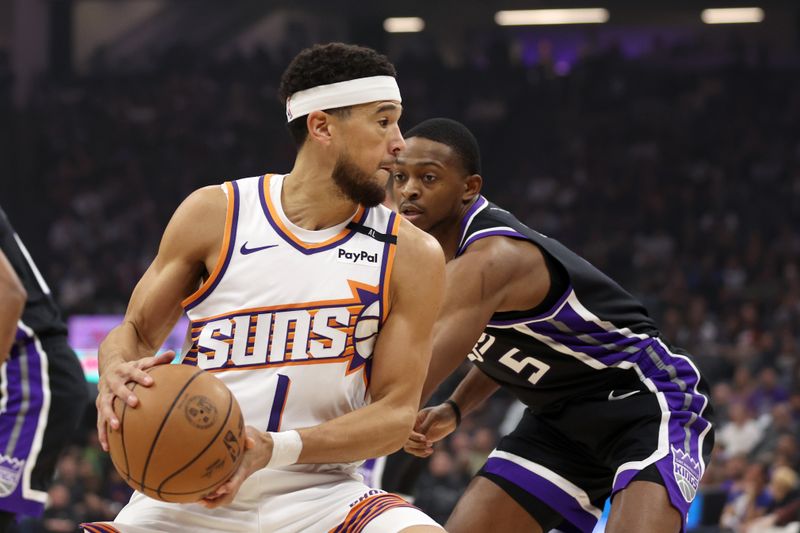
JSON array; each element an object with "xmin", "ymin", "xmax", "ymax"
[{"xmin": 85, "ymin": 43, "xmax": 446, "ymax": 533}]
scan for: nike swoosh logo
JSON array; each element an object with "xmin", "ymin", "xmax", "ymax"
[
  {"xmin": 240, "ymin": 242, "xmax": 278, "ymax": 255},
  {"xmin": 608, "ymin": 390, "xmax": 640, "ymax": 401}
]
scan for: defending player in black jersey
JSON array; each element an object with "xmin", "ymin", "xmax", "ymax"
[
  {"xmin": 0, "ymin": 207, "xmax": 88, "ymax": 531},
  {"xmin": 393, "ymin": 119, "xmax": 714, "ymax": 533}
]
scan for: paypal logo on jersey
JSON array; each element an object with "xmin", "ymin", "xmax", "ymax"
[{"xmin": 337, "ymin": 248, "xmax": 379, "ymax": 265}]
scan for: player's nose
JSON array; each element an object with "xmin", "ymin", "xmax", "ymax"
[
  {"xmin": 389, "ymin": 125, "xmax": 405, "ymax": 156},
  {"xmin": 398, "ymin": 178, "xmax": 420, "ymax": 200}
]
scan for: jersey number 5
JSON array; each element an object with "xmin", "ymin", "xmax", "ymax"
[
  {"xmin": 470, "ymin": 333, "xmax": 551, "ymax": 385},
  {"xmin": 499, "ymin": 348, "xmax": 551, "ymax": 385}
]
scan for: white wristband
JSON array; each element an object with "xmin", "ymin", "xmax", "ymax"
[{"xmin": 267, "ymin": 430, "xmax": 303, "ymax": 468}]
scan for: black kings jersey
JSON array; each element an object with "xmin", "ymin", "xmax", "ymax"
[
  {"xmin": 0, "ymin": 207, "xmax": 67, "ymax": 339},
  {"xmin": 459, "ymin": 196, "xmax": 704, "ymax": 414}
]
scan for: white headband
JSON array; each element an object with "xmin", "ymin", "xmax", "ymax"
[{"xmin": 285, "ymin": 75, "xmax": 401, "ymax": 122}]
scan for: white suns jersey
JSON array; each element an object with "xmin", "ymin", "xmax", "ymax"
[{"xmin": 179, "ymin": 174, "xmax": 400, "ymax": 476}]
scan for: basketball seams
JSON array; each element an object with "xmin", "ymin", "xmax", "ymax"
[
  {"xmin": 155, "ymin": 386, "xmax": 236, "ymax": 500},
  {"xmin": 139, "ymin": 368, "xmax": 206, "ymax": 493},
  {"xmin": 118, "ymin": 394, "xmax": 130, "ymax": 481}
]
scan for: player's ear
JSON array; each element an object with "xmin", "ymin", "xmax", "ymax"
[
  {"xmin": 463, "ymin": 174, "xmax": 482, "ymax": 202},
  {"xmin": 306, "ymin": 111, "xmax": 333, "ymax": 146}
]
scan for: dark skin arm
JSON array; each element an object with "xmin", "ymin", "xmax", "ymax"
[
  {"xmin": 405, "ymin": 235, "xmax": 552, "ymax": 456},
  {"xmin": 0, "ymin": 249, "xmax": 26, "ymax": 363},
  {"xmin": 405, "ymin": 366, "xmax": 500, "ymax": 456}
]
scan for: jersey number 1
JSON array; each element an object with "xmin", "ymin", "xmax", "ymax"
[{"xmin": 267, "ymin": 374, "xmax": 291, "ymax": 432}]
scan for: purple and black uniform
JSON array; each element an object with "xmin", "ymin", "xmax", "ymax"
[
  {"xmin": 460, "ymin": 196, "xmax": 714, "ymax": 533},
  {"xmin": 0, "ymin": 207, "xmax": 87, "ymax": 521}
]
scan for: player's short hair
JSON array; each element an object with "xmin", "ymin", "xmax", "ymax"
[
  {"xmin": 279, "ymin": 43, "xmax": 397, "ymax": 147},
  {"xmin": 404, "ymin": 118, "xmax": 481, "ymax": 175}
]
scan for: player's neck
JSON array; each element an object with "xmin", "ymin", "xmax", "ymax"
[
  {"xmin": 432, "ymin": 198, "xmax": 482, "ymax": 261},
  {"xmin": 282, "ymin": 156, "xmax": 360, "ymax": 231},
  {"xmin": 430, "ymin": 225, "xmax": 461, "ymax": 261},
  {"xmin": 428, "ymin": 210, "xmax": 470, "ymax": 262}
]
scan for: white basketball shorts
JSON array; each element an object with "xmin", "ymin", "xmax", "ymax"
[{"xmin": 82, "ymin": 468, "xmax": 441, "ymax": 533}]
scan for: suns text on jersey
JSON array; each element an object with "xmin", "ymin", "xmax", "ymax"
[{"xmin": 183, "ymin": 301, "xmax": 380, "ymax": 371}]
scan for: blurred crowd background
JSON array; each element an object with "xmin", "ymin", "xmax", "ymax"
[{"xmin": 2, "ymin": 1, "xmax": 800, "ymax": 532}]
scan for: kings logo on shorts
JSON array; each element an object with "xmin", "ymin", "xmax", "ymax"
[
  {"xmin": 0, "ymin": 455, "xmax": 24, "ymax": 497},
  {"xmin": 671, "ymin": 445, "xmax": 701, "ymax": 502}
]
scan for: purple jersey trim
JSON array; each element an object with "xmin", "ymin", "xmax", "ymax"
[
  {"xmin": 257, "ymin": 174, "xmax": 368, "ymax": 255},
  {"xmin": 0, "ymin": 332, "xmax": 47, "ymax": 517},
  {"xmin": 377, "ymin": 211, "xmax": 397, "ymax": 324},
  {"xmin": 483, "ymin": 457, "xmax": 599, "ymax": 532},
  {"xmin": 456, "ymin": 196, "xmax": 488, "ymax": 251},
  {"xmin": 184, "ymin": 181, "xmax": 241, "ymax": 311},
  {"xmin": 487, "ymin": 286, "xmax": 575, "ymax": 327}
]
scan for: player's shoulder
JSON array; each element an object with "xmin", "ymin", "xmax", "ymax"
[
  {"xmin": 183, "ymin": 173, "xmax": 265, "ymax": 209},
  {"xmin": 389, "ymin": 217, "xmax": 445, "ymax": 308},
  {"xmin": 183, "ymin": 184, "xmax": 228, "ymax": 209},
  {"xmin": 395, "ymin": 216, "xmax": 445, "ymax": 265},
  {"xmin": 459, "ymin": 232, "xmax": 547, "ymax": 280},
  {"xmin": 160, "ymin": 184, "xmax": 228, "ymax": 257},
  {"xmin": 169, "ymin": 184, "xmax": 229, "ymax": 225}
]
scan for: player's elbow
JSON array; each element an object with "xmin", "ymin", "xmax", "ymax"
[
  {"xmin": 12, "ymin": 286, "xmax": 27, "ymax": 313},
  {"xmin": 2, "ymin": 278, "xmax": 27, "ymax": 317}
]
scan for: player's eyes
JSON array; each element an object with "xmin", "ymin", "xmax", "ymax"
[
  {"xmin": 392, "ymin": 172, "xmax": 406, "ymax": 182},
  {"xmin": 378, "ymin": 118, "xmax": 389, "ymax": 127},
  {"xmin": 423, "ymin": 174, "xmax": 437, "ymax": 182}
]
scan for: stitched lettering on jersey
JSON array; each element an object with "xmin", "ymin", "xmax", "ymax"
[{"xmin": 183, "ymin": 282, "xmax": 380, "ymax": 374}]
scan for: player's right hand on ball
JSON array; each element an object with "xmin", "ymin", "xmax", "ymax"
[
  {"xmin": 96, "ymin": 351, "xmax": 175, "ymax": 452},
  {"xmin": 200, "ymin": 426, "xmax": 262, "ymax": 509},
  {"xmin": 403, "ymin": 404, "xmax": 458, "ymax": 458}
]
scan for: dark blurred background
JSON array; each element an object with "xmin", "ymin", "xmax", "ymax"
[{"xmin": 1, "ymin": 1, "xmax": 800, "ymax": 531}]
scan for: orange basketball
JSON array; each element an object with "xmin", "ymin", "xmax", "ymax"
[{"xmin": 106, "ymin": 364, "xmax": 245, "ymax": 503}]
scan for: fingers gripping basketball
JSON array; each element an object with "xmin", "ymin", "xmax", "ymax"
[{"xmin": 106, "ymin": 364, "xmax": 245, "ymax": 503}]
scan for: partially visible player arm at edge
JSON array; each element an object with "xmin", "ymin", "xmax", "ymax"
[
  {"xmin": 405, "ymin": 236, "xmax": 551, "ymax": 457},
  {"xmin": 95, "ymin": 186, "xmax": 227, "ymax": 451},
  {"xmin": 0, "ymin": 249, "xmax": 26, "ymax": 363}
]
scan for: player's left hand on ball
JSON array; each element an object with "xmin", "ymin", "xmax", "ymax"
[{"xmin": 199, "ymin": 426, "xmax": 266, "ymax": 508}]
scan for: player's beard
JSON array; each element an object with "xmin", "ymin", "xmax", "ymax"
[{"xmin": 331, "ymin": 152, "xmax": 386, "ymax": 207}]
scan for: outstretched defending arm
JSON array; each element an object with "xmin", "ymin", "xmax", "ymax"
[
  {"xmin": 406, "ymin": 236, "xmax": 552, "ymax": 455},
  {"xmin": 422, "ymin": 236, "xmax": 551, "ymax": 403}
]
